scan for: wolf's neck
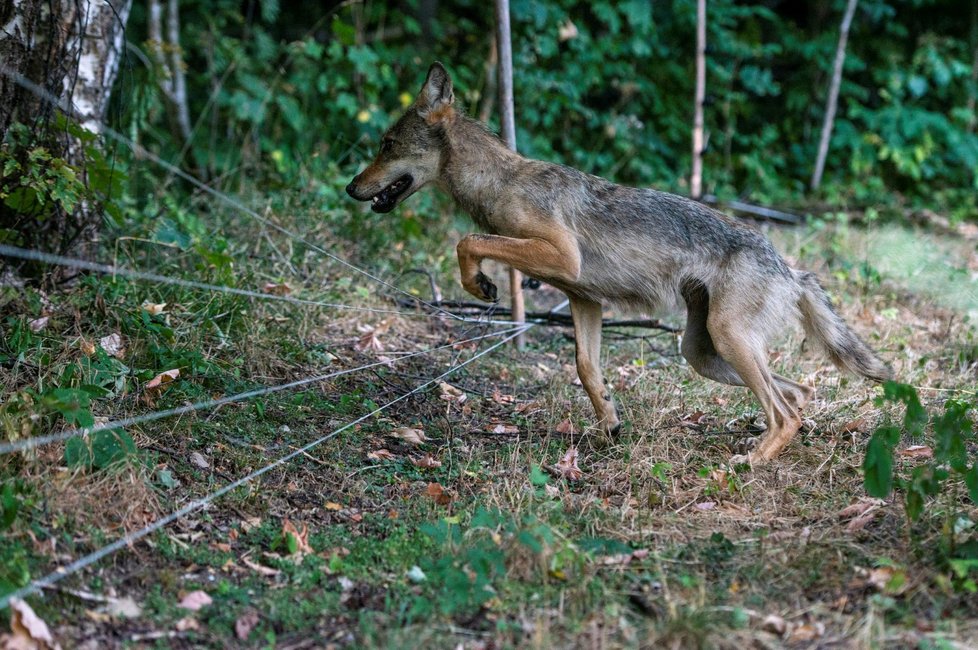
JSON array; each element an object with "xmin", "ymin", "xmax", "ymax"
[{"xmin": 438, "ymin": 114, "xmax": 523, "ymax": 230}]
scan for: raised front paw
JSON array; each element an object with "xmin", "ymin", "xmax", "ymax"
[{"xmin": 463, "ymin": 271, "xmax": 498, "ymax": 302}]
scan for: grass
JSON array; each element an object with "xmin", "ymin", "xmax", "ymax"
[{"xmin": 1, "ymin": 200, "xmax": 977, "ymax": 649}]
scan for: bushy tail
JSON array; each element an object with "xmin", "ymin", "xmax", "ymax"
[{"xmin": 795, "ymin": 271, "xmax": 893, "ymax": 382}]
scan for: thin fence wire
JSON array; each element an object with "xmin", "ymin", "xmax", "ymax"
[
  {"xmin": 0, "ymin": 324, "xmax": 529, "ymax": 455},
  {"xmin": 0, "ymin": 324, "xmax": 531, "ymax": 610},
  {"xmin": 0, "ymin": 243, "xmax": 522, "ymax": 325},
  {"xmin": 0, "ymin": 64, "xmax": 480, "ymax": 324}
]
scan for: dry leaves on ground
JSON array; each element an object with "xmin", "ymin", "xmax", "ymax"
[
  {"xmin": 262, "ymin": 282, "xmax": 291, "ymax": 296},
  {"xmin": 1, "ymin": 599, "xmax": 60, "ymax": 650},
  {"xmin": 177, "ymin": 590, "xmax": 212, "ymax": 611},
  {"xmin": 99, "ymin": 333, "xmax": 125, "ymax": 359},
  {"xmin": 281, "ymin": 519, "xmax": 313, "ymax": 557},
  {"xmin": 439, "ymin": 382, "xmax": 467, "ymax": 404},
  {"xmin": 426, "ymin": 482, "xmax": 452, "ymax": 506},
  {"xmin": 389, "ymin": 427, "xmax": 428, "ymax": 445},
  {"xmin": 145, "ymin": 369, "xmax": 180, "ymax": 391},
  {"xmin": 410, "ymin": 454, "xmax": 442, "ymax": 469},
  {"xmin": 367, "ymin": 449, "xmax": 396, "ymax": 461},
  {"xmin": 235, "ymin": 611, "xmax": 260, "ymax": 641},
  {"xmin": 552, "ymin": 447, "xmax": 583, "ymax": 481}
]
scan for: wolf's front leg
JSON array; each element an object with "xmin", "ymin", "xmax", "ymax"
[
  {"xmin": 456, "ymin": 233, "xmax": 581, "ymax": 302},
  {"xmin": 570, "ymin": 297, "xmax": 621, "ymax": 437}
]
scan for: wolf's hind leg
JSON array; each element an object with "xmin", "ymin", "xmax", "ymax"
[
  {"xmin": 569, "ymin": 296, "xmax": 620, "ymax": 437},
  {"xmin": 681, "ymin": 282, "xmax": 745, "ymax": 386},
  {"xmin": 707, "ymin": 307, "xmax": 801, "ymax": 464}
]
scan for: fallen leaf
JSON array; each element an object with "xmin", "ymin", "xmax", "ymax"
[
  {"xmin": 281, "ymin": 519, "xmax": 313, "ymax": 557},
  {"xmin": 681, "ymin": 411, "xmax": 708, "ymax": 426},
  {"xmin": 324, "ymin": 502, "xmax": 344, "ymax": 511},
  {"xmin": 146, "ymin": 368, "xmax": 180, "ymax": 391},
  {"xmin": 175, "ymin": 617, "xmax": 199, "ymax": 631},
  {"xmin": 104, "ymin": 596, "xmax": 142, "ymax": 619},
  {"xmin": 212, "ymin": 542, "xmax": 231, "ymax": 553},
  {"xmin": 426, "ymin": 482, "xmax": 452, "ymax": 506},
  {"xmin": 555, "ymin": 419, "xmax": 575, "ymax": 434},
  {"xmin": 1, "ymin": 598, "xmax": 60, "ymax": 650},
  {"xmin": 189, "ymin": 451, "xmax": 209, "ymax": 469},
  {"xmin": 262, "ymin": 282, "xmax": 291, "ymax": 296},
  {"xmin": 240, "ymin": 517, "xmax": 261, "ymax": 533},
  {"xmin": 694, "ymin": 501, "xmax": 716, "ymax": 511},
  {"xmin": 898, "ymin": 445, "xmax": 933, "ymax": 458},
  {"xmin": 28, "ymin": 317, "xmax": 49, "ymax": 333},
  {"xmin": 838, "ymin": 497, "xmax": 886, "ymax": 519},
  {"xmin": 99, "ymin": 333, "xmax": 125, "ymax": 359},
  {"xmin": 355, "ymin": 320, "xmax": 391, "ymax": 353},
  {"xmin": 491, "ymin": 390, "xmax": 515, "ymax": 404},
  {"xmin": 80, "ymin": 339, "xmax": 96, "ymax": 355},
  {"xmin": 552, "ymin": 447, "xmax": 583, "ymax": 481},
  {"xmin": 177, "ymin": 590, "xmax": 212, "ymax": 611},
  {"xmin": 410, "ymin": 454, "xmax": 442, "ymax": 469},
  {"xmin": 242, "ymin": 557, "xmax": 280, "ymax": 577},
  {"xmin": 438, "ymin": 382, "xmax": 467, "ymax": 404},
  {"xmin": 367, "ymin": 449, "xmax": 396, "ymax": 461},
  {"xmin": 847, "ymin": 510, "xmax": 879, "ymax": 533},
  {"xmin": 489, "ymin": 423, "xmax": 518, "ymax": 434},
  {"xmin": 141, "ymin": 302, "xmax": 167, "ymax": 315},
  {"xmin": 788, "ymin": 621, "xmax": 825, "ymax": 643},
  {"xmin": 866, "ymin": 566, "xmax": 908, "ymax": 594},
  {"xmin": 761, "ymin": 614, "xmax": 787, "ymax": 636},
  {"xmin": 390, "ymin": 427, "xmax": 428, "ymax": 445},
  {"xmin": 839, "ymin": 418, "xmax": 866, "ymax": 434},
  {"xmin": 235, "ymin": 610, "xmax": 260, "ymax": 641}
]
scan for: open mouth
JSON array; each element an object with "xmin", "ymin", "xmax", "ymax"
[{"xmin": 370, "ymin": 174, "xmax": 413, "ymax": 213}]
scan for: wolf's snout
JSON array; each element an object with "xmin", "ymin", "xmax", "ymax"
[{"xmin": 345, "ymin": 179, "xmax": 359, "ymax": 198}]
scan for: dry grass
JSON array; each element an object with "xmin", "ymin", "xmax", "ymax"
[{"xmin": 2, "ymin": 218, "xmax": 977, "ymax": 648}]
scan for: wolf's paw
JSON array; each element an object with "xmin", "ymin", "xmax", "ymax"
[{"xmin": 473, "ymin": 272, "xmax": 498, "ymax": 302}]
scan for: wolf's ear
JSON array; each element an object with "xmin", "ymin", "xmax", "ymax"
[{"xmin": 416, "ymin": 62, "xmax": 454, "ymax": 122}]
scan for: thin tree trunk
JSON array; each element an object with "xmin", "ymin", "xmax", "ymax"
[
  {"xmin": 690, "ymin": 0, "xmax": 706, "ymax": 199},
  {"xmin": 148, "ymin": 0, "xmax": 191, "ymax": 145},
  {"xmin": 494, "ymin": 0, "xmax": 525, "ymax": 349},
  {"xmin": 811, "ymin": 0, "xmax": 859, "ymax": 191},
  {"xmin": 968, "ymin": 0, "xmax": 977, "ymax": 134},
  {"xmin": 478, "ymin": 35, "xmax": 498, "ymax": 124}
]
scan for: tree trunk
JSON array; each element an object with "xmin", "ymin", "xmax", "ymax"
[
  {"xmin": 494, "ymin": 0, "xmax": 526, "ymax": 349},
  {"xmin": 148, "ymin": 0, "xmax": 192, "ymax": 146},
  {"xmin": 0, "ymin": 0, "xmax": 132, "ymax": 262},
  {"xmin": 968, "ymin": 0, "xmax": 977, "ymax": 134},
  {"xmin": 690, "ymin": 0, "xmax": 706, "ymax": 199},
  {"xmin": 811, "ymin": 0, "xmax": 859, "ymax": 191}
]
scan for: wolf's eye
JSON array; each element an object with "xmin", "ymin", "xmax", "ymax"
[{"xmin": 380, "ymin": 139, "xmax": 394, "ymax": 154}]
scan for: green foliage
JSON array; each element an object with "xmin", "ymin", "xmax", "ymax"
[
  {"xmin": 863, "ymin": 381, "xmax": 978, "ymax": 521},
  {"xmin": 64, "ymin": 429, "xmax": 139, "ymax": 471},
  {"xmin": 116, "ymin": 0, "xmax": 977, "ymax": 229}
]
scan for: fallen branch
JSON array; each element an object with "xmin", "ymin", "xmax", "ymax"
[{"xmin": 392, "ymin": 297, "xmax": 683, "ymax": 333}]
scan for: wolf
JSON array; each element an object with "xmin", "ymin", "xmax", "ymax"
[{"xmin": 346, "ymin": 62, "xmax": 892, "ymax": 465}]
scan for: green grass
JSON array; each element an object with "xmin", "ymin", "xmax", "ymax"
[{"xmin": 2, "ymin": 205, "xmax": 977, "ymax": 648}]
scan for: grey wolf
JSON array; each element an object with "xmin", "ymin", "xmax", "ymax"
[{"xmin": 346, "ymin": 62, "xmax": 892, "ymax": 465}]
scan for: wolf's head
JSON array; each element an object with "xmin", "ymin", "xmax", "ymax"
[{"xmin": 346, "ymin": 62, "xmax": 455, "ymax": 213}]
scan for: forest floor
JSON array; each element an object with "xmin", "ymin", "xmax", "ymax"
[{"xmin": 1, "ymin": 207, "xmax": 977, "ymax": 649}]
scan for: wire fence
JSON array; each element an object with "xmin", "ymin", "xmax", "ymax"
[
  {"xmin": 0, "ymin": 62, "xmax": 554, "ymax": 614},
  {"xmin": 0, "ymin": 324, "xmax": 531, "ymax": 610},
  {"xmin": 0, "ymin": 64, "xmax": 480, "ymax": 324}
]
